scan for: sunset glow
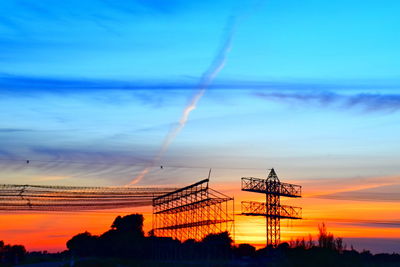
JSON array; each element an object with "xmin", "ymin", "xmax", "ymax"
[{"xmin": 1, "ymin": 181, "xmax": 399, "ymax": 253}]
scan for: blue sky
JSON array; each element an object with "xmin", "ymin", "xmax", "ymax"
[
  {"xmin": 1, "ymin": 0, "xmax": 400, "ymax": 186},
  {"xmin": 1, "ymin": 0, "xmax": 400, "ymax": 80},
  {"xmin": 1, "ymin": 0, "xmax": 400, "ymax": 185}
]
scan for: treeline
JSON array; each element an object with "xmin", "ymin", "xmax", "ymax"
[
  {"xmin": 65, "ymin": 214, "xmax": 400, "ymax": 266},
  {"xmin": 66, "ymin": 214, "xmax": 233, "ymax": 261},
  {"xmin": 253, "ymin": 223, "xmax": 400, "ymax": 267},
  {"xmin": 0, "ymin": 240, "xmax": 26, "ymax": 265},
  {"xmin": 5, "ymin": 213, "xmax": 400, "ymax": 266}
]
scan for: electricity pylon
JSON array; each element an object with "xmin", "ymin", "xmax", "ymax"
[{"xmin": 241, "ymin": 168, "xmax": 302, "ymax": 247}]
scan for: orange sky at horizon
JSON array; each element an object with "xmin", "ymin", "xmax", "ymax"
[{"xmin": 1, "ymin": 181, "xmax": 399, "ymax": 253}]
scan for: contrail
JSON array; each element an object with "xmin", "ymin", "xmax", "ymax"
[{"xmin": 128, "ymin": 9, "xmax": 254, "ymax": 185}]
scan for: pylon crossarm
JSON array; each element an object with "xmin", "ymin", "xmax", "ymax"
[
  {"xmin": 241, "ymin": 177, "xmax": 301, "ymax": 197},
  {"xmin": 241, "ymin": 201, "xmax": 265, "ymax": 215},
  {"xmin": 280, "ymin": 204, "xmax": 302, "ymax": 219},
  {"xmin": 241, "ymin": 201, "xmax": 301, "ymax": 219},
  {"xmin": 279, "ymin": 182, "xmax": 301, "ymax": 197},
  {"xmin": 241, "ymin": 177, "xmax": 267, "ymax": 193}
]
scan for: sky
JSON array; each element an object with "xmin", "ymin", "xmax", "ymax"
[{"xmin": 0, "ymin": 0, "xmax": 400, "ymax": 253}]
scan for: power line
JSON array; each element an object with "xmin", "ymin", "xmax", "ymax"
[{"xmin": 0, "ymin": 184, "xmax": 177, "ymax": 212}]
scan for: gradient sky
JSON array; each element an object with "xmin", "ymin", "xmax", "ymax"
[{"xmin": 1, "ymin": 0, "xmax": 400, "ymax": 253}]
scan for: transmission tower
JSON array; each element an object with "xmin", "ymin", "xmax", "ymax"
[{"xmin": 241, "ymin": 169, "xmax": 302, "ymax": 247}]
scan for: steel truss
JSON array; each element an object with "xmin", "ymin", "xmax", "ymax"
[
  {"xmin": 0, "ymin": 184, "xmax": 175, "ymax": 211},
  {"xmin": 153, "ymin": 179, "xmax": 234, "ymax": 241},
  {"xmin": 241, "ymin": 169, "xmax": 302, "ymax": 247}
]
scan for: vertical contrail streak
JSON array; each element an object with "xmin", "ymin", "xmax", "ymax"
[{"xmin": 127, "ymin": 17, "xmax": 241, "ymax": 185}]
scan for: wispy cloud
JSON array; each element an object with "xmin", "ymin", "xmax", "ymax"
[
  {"xmin": 0, "ymin": 74, "xmax": 193, "ymax": 109},
  {"xmin": 316, "ymin": 219, "xmax": 400, "ymax": 228},
  {"xmin": 302, "ymin": 175, "xmax": 400, "ymax": 202},
  {"xmin": 301, "ymin": 175, "xmax": 400, "ymax": 196},
  {"xmin": 315, "ymin": 191, "xmax": 400, "ymax": 202},
  {"xmin": 0, "ymin": 74, "xmax": 193, "ymax": 91},
  {"xmin": 3, "ymin": 74, "xmax": 400, "ymax": 113},
  {"xmin": 2, "ymin": 74, "xmax": 400, "ymax": 91},
  {"xmin": 254, "ymin": 91, "xmax": 400, "ymax": 113},
  {"xmin": 0, "ymin": 146, "xmax": 155, "ymax": 185},
  {"xmin": 0, "ymin": 128, "xmax": 34, "ymax": 133}
]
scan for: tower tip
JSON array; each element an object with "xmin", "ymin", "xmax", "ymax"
[{"xmin": 267, "ymin": 168, "xmax": 279, "ymax": 182}]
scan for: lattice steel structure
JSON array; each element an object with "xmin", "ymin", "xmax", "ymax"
[
  {"xmin": 153, "ymin": 179, "xmax": 234, "ymax": 241},
  {"xmin": 0, "ymin": 184, "xmax": 175, "ymax": 211},
  {"xmin": 241, "ymin": 169, "xmax": 302, "ymax": 247}
]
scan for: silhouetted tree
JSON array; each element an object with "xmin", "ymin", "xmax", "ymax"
[
  {"xmin": 111, "ymin": 214, "xmax": 144, "ymax": 237},
  {"xmin": 10, "ymin": 245, "xmax": 26, "ymax": 264},
  {"xmin": 234, "ymin": 243, "xmax": 256, "ymax": 258},
  {"xmin": 0, "ymin": 241, "xmax": 3, "ymax": 263},
  {"xmin": 318, "ymin": 223, "xmax": 335, "ymax": 250},
  {"xmin": 318, "ymin": 223, "xmax": 345, "ymax": 252},
  {"xmin": 202, "ymin": 231, "xmax": 232, "ymax": 247},
  {"xmin": 61, "ymin": 214, "xmax": 400, "ymax": 266},
  {"xmin": 0, "ymin": 241, "xmax": 26, "ymax": 264},
  {"xmin": 66, "ymin": 231, "xmax": 98, "ymax": 257},
  {"xmin": 277, "ymin": 242, "xmax": 290, "ymax": 250},
  {"xmin": 201, "ymin": 231, "xmax": 233, "ymax": 259},
  {"xmin": 307, "ymin": 234, "xmax": 315, "ymax": 249},
  {"xmin": 99, "ymin": 214, "xmax": 145, "ymax": 257},
  {"xmin": 290, "ymin": 237, "xmax": 307, "ymax": 249}
]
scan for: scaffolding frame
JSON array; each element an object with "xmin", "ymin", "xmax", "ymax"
[
  {"xmin": 153, "ymin": 179, "xmax": 234, "ymax": 241},
  {"xmin": 241, "ymin": 169, "xmax": 302, "ymax": 247}
]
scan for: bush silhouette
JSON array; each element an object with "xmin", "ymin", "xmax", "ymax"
[
  {"xmin": 234, "ymin": 243, "xmax": 256, "ymax": 258},
  {"xmin": 111, "ymin": 214, "xmax": 144, "ymax": 237},
  {"xmin": 66, "ymin": 231, "xmax": 98, "ymax": 257},
  {"xmin": 67, "ymin": 214, "xmax": 145, "ymax": 258},
  {"xmin": 0, "ymin": 240, "xmax": 26, "ymax": 264},
  {"xmin": 63, "ymin": 214, "xmax": 400, "ymax": 266}
]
